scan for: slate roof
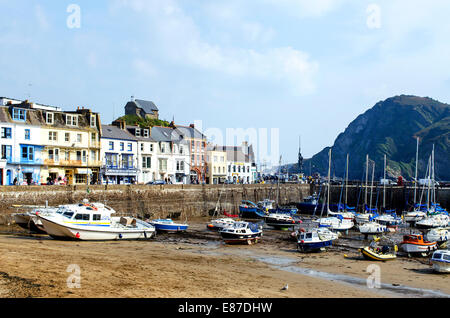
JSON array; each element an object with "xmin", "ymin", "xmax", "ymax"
[
  {"xmin": 134, "ymin": 99, "xmax": 159, "ymax": 113},
  {"xmin": 101, "ymin": 125, "xmax": 137, "ymax": 141},
  {"xmin": 175, "ymin": 126, "xmax": 206, "ymax": 140},
  {"xmin": 151, "ymin": 126, "xmax": 187, "ymax": 144}
]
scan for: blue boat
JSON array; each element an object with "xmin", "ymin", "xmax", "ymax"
[
  {"xmin": 149, "ymin": 219, "xmax": 189, "ymax": 232},
  {"xmin": 239, "ymin": 200, "xmax": 268, "ymax": 219},
  {"xmin": 297, "ymin": 228, "xmax": 338, "ymax": 252},
  {"xmin": 268, "ymin": 207, "xmax": 298, "ymax": 215}
]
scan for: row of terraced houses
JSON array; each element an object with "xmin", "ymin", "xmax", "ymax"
[{"xmin": 0, "ymin": 97, "xmax": 258, "ymax": 186}]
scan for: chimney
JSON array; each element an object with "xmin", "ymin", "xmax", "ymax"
[
  {"xmin": 189, "ymin": 124, "xmax": 195, "ymax": 129},
  {"xmin": 112, "ymin": 119, "xmax": 126, "ymax": 130}
]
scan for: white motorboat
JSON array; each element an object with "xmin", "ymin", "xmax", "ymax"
[
  {"xmin": 355, "ymin": 213, "xmax": 374, "ymax": 224},
  {"xmin": 425, "ymin": 228, "xmax": 449, "ymax": 243},
  {"xmin": 37, "ymin": 201, "xmax": 156, "ymax": 240},
  {"xmin": 257, "ymin": 199, "xmax": 275, "ymax": 211},
  {"xmin": 430, "ymin": 250, "xmax": 450, "ymax": 273},
  {"xmin": 400, "ymin": 234, "xmax": 437, "ymax": 256},
  {"xmin": 264, "ymin": 212, "xmax": 301, "ymax": 229},
  {"xmin": 358, "ymin": 221, "xmax": 387, "ymax": 235},
  {"xmin": 328, "ymin": 211, "xmax": 355, "ymax": 220},
  {"xmin": 206, "ymin": 218, "xmax": 237, "ymax": 231},
  {"xmin": 415, "ymin": 214, "xmax": 449, "ymax": 230},
  {"xmin": 219, "ymin": 221, "xmax": 263, "ymax": 245},
  {"xmin": 297, "ymin": 228, "xmax": 339, "ymax": 252}
]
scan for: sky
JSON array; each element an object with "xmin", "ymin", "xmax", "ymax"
[{"xmin": 1, "ymin": 0, "xmax": 450, "ymax": 168}]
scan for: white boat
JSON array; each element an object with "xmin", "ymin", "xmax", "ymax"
[
  {"xmin": 257, "ymin": 199, "xmax": 275, "ymax": 211},
  {"xmin": 403, "ymin": 210, "xmax": 427, "ymax": 223},
  {"xmin": 355, "ymin": 213, "xmax": 374, "ymax": 224},
  {"xmin": 297, "ymin": 228, "xmax": 339, "ymax": 252},
  {"xmin": 37, "ymin": 201, "xmax": 156, "ymax": 240},
  {"xmin": 430, "ymin": 250, "xmax": 450, "ymax": 273},
  {"xmin": 264, "ymin": 212, "xmax": 301, "ymax": 229},
  {"xmin": 206, "ymin": 218, "xmax": 237, "ymax": 231},
  {"xmin": 13, "ymin": 211, "xmax": 47, "ymax": 234},
  {"xmin": 416, "ymin": 214, "xmax": 449, "ymax": 230},
  {"xmin": 358, "ymin": 221, "xmax": 387, "ymax": 235},
  {"xmin": 424, "ymin": 228, "xmax": 449, "ymax": 243},
  {"xmin": 219, "ymin": 221, "xmax": 263, "ymax": 245},
  {"xmin": 314, "ymin": 215, "xmax": 354, "ymax": 231},
  {"xmin": 374, "ymin": 214, "xmax": 403, "ymax": 227},
  {"xmin": 400, "ymin": 234, "xmax": 437, "ymax": 256},
  {"xmin": 328, "ymin": 211, "xmax": 355, "ymax": 220}
]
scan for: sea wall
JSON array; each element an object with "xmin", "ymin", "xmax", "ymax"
[{"xmin": 0, "ymin": 183, "xmax": 448, "ymax": 225}]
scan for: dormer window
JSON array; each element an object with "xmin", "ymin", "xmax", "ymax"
[
  {"xmin": 46, "ymin": 112, "xmax": 54, "ymax": 125},
  {"xmin": 136, "ymin": 128, "xmax": 141, "ymax": 137},
  {"xmin": 66, "ymin": 114, "xmax": 78, "ymax": 127},
  {"xmin": 90, "ymin": 114, "xmax": 96, "ymax": 128},
  {"xmin": 143, "ymin": 129, "xmax": 149, "ymax": 138},
  {"xmin": 12, "ymin": 108, "xmax": 26, "ymax": 121}
]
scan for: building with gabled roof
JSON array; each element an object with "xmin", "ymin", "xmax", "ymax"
[{"xmin": 124, "ymin": 97, "xmax": 159, "ymax": 120}]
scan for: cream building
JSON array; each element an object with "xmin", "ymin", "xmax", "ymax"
[{"xmin": 206, "ymin": 144, "xmax": 227, "ymax": 184}]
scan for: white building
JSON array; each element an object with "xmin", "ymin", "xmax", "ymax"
[{"xmin": 100, "ymin": 123, "xmax": 138, "ymax": 184}]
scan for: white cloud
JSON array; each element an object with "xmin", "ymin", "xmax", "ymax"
[
  {"xmin": 263, "ymin": 0, "xmax": 344, "ymax": 18},
  {"xmin": 113, "ymin": 0, "xmax": 319, "ymax": 94}
]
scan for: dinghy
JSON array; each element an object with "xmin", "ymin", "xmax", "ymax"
[
  {"xmin": 360, "ymin": 245, "xmax": 397, "ymax": 261},
  {"xmin": 149, "ymin": 219, "xmax": 188, "ymax": 232}
]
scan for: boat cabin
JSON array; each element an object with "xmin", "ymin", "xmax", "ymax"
[
  {"xmin": 53, "ymin": 203, "xmax": 114, "ymax": 224},
  {"xmin": 402, "ymin": 234, "xmax": 428, "ymax": 244},
  {"xmin": 432, "ymin": 250, "xmax": 450, "ymax": 263}
]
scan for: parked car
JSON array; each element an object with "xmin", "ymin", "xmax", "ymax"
[{"xmin": 146, "ymin": 180, "xmax": 167, "ymax": 185}]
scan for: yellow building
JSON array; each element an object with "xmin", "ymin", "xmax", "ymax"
[
  {"xmin": 206, "ymin": 144, "xmax": 227, "ymax": 184},
  {"xmin": 39, "ymin": 107, "xmax": 102, "ymax": 185}
]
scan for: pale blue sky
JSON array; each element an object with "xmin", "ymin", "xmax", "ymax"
[{"xmin": 1, "ymin": 0, "xmax": 450, "ymax": 166}]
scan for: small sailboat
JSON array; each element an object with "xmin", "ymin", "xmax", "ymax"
[
  {"xmin": 149, "ymin": 218, "xmax": 188, "ymax": 232},
  {"xmin": 37, "ymin": 200, "xmax": 156, "ymax": 240},
  {"xmin": 399, "ymin": 234, "xmax": 437, "ymax": 257},
  {"xmin": 219, "ymin": 221, "xmax": 263, "ymax": 245},
  {"xmin": 297, "ymin": 228, "xmax": 339, "ymax": 252},
  {"xmin": 430, "ymin": 250, "xmax": 450, "ymax": 273}
]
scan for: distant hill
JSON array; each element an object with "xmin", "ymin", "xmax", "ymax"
[
  {"xmin": 288, "ymin": 95, "xmax": 450, "ymax": 181},
  {"xmin": 115, "ymin": 114, "xmax": 170, "ymax": 128}
]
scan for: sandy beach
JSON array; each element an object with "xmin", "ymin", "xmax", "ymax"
[{"xmin": 0, "ymin": 219, "xmax": 448, "ymax": 298}]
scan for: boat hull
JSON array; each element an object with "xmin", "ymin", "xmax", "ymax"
[
  {"xmin": 297, "ymin": 240, "xmax": 332, "ymax": 252},
  {"xmin": 401, "ymin": 243, "xmax": 437, "ymax": 254},
  {"xmin": 360, "ymin": 247, "xmax": 396, "ymax": 261},
  {"xmin": 39, "ymin": 216, "xmax": 155, "ymax": 241},
  {"xmin": 14, "ymin": 214, "xmax": 47, "ymax": 234},
  {"xmin": 431, "ymin": 261, "xmax": 450, "ymax": 273},
  {"xmin": 220, "ymin": 232, "xmax": 262, "ymax": 245},
  {"xmin": 151, "ymin": 223, "xmax": 188, "ymax": 232}
]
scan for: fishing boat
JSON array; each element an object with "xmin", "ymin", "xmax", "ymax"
[
  {"xmin": 264, "ymin": 212, "xmax": 301, "ymax": 230},
  {"xmin": 358, "ymin": 221, "xmax": 387, "ymax": 235},
  {"xmin": 149, "ymin": 219, "xmax": 188, "ymax": 232},
  {"xmin": 37, "ymin": 201, "xmax": 156, "ymax": 240},
  {"xmin": 430, "ymin": 250, "xmax": 450, "ymax": 273},
  {"xmin": 219, "ymin": 221, "xmax": 263, "ymax": 245},
  {"xmin": 239, "ymin": 200, "xmax": 268, "ymax": 219},
  {"xmin": 206, "ymin": 218, "xmax": 237, "ymax": 231},
  {"xmin": 424, "ymin": 228, "xmax": 449, "ymax": 244},
  {"xmin": 415, "ymin": 214, "xmax": 449, "ymax": 230},
  {"xmin": 297, "ymin": 228, "xmax": 338, "ymax": 252},
  {"xmin": 399, "ymin": 234, "xmax": 437, "ymax": 256}
]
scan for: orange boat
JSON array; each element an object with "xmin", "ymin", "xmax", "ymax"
[{"xmin": 400, "ymin": 234, "xmax": 437, "ymax": 256}]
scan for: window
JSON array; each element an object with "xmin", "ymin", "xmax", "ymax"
[
  {"xmin": 1, "ymin": 145, "xmax": 12, "ymax": 160},
  {"xmin": 93, "ymin": 214, "xmax": 101, "ymax": 221},
  {"xmin": 65, "ymin": 151, "xmax": 70, "ymax": 161},
  {"xmin": 180, "ymin": 146, "xmax": 183, "ymax": 154},
  {"xmin": 135, "ymin": 128, "xmax": 141, "ymax": 137},
  {"xmin": 128, "ymin": 143, "xmax": 132, "ymax": 152},
  {"xmin": 74, "ymin": 214, "xmax": 84, "ymax": 220},
  {"xmin": 48, "ymin": 149, "xmax": 54, "ymax": 160},
  {"xmin": 149, "ymin": 144, "xmax": 153, "ymax": 152},
  {"xmin": 140, "ymin": 143, "xmax": 144, "ymax": 151},
  {"xmin": 12, "ymin": 108, "xmax": 26, "ymax": 121},
  {"xmin": 77, "ymin": 134, "xmax": 82, "ymax": 143},
  {"xmin": 91, "ymin": 133, "xmax": 96, "ymax": 143},
  {"xmin": 176, "ymin": 160, "xmax": 184, "ymax": 171},
  {"xmin": 63, "ymin": 212, "xmax": 74, "ymax": 219},
  {"xmin": 159, "ymin": 158, "xmax": 168, "ymax": 171},
  {"xmin": 120, "ymin": 142, "xmax": 124, "ymax": 151},
  {"xmin": 46, "ymin": 112, "xmax": 54, "ymax": 125},
  {"xmin": 48, "ymin": 131, "xmax": 57, "ymax": 141},
  {"xmin": 21, "ymin": 146, "xmax": 34, "ymax": 161},
  {"xmin": 82, "ymin": 150, "xmax": 87, "ymax": 163},
  {"xmin": 142, "ymin": 156, "xmax": 152, "ymax": 169},
  {"xmin": 160, "ymin": 143, "xmax": 165, "ymax": 153},
  {"xmin": 66, "ymin": 114, "xmax": 78, "ymax": 126},
  {"xmin": 75, "ymin": 174, "xmax": 86, "ymax": 184},
  {"xmin": 121, "ymin": 154, "xmax": 133, "ymax": 169},
  {"xmin": 65, "ymin": 133, "xmax": 70, "ymax": 142},
  {"xmin": 76, "ymin": 151, "xmax": 82, "ymax": 161},
  {"xmin": 143, "ymin": 129, "xmax": 149, "ymax": 138},
  {"xmin": 90, "ymin": 114, "xmax": 96, "ymax": 128},
  {"xmin": 24, "ymin": 129, "xmax": 30, "ymax": 140},
  {"xmin": 105, "ymin": 154, "xmax": 118, "ymax": 168},
  {"xmin": 90, "ymin": 150, "xmax": 96, "ymax": 161},
  {"xmin": 109, "ymin": 141, "xmax": 114, "ymax": 151},
  {"xmin": 1, "ymin": 127, "xmax": 12, "ymax": 139},
  {"xmin": 214, "ymin": 156, "xmax": 218, "ymax": 162}
]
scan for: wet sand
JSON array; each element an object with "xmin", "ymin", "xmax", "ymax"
[{"xmin": 0, "ymin": 219, "xmax": 448, "ymax": 298}]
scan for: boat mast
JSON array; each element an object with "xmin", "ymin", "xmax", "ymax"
[
  {"xmin": 432, "ymin": 144, "xmax": 436, "ymax": 209},
  {"xmin": 413, "ymin": 137, "xmax": 419, "ymax": 207},
  {"xmin": 277, "ymin": 155, "xmax": 281, "ymax": 206},
  {"xmin": 369, "ymin": 161, "xmax": 375, "ymax": 213},
  {"xmin": 364, "ymin": 154, "xmax": 369, "ymax": 210},
  {"xmin": 327, "ymin": 148, "xmax": 332, "ymax": 215},
  {"xmin": 345, "ymin": 154, "xmax": 349, "ymax": 209},
  {"xmin": 383, "ymin": 154, "xmax": 386, "ymax": 210}
]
